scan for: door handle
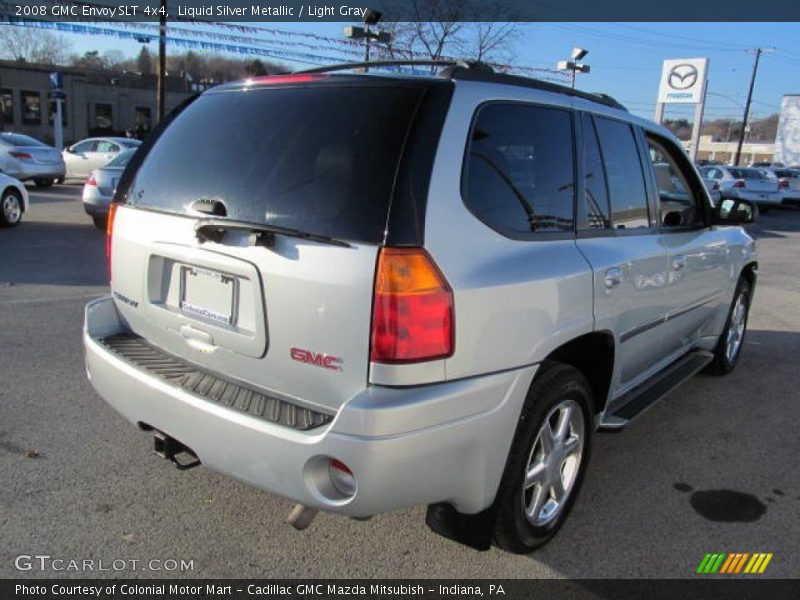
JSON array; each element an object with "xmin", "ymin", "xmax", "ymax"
[
  {"xmin": 604, "ymin": 267, "xmax": 623, "ymax": 289},
  {"xmin": 673, "ymin": 256, "xmax": 687, "ymax": 270}
]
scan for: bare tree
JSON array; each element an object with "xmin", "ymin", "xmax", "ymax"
[
  {"xmin": 0, "ymin": 27, "xmax": 71, "ymax": 65},
  {"xmin": 380, "ymin": 0, "xmax": 519, "ymax": 66}
]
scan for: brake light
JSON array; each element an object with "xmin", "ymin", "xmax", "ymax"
[
  {"xmin": 370, "ymin": 247, "xmax": 453, "ymax": 363},
  {"xmin": 86, "ymin": 174, "xmax": 97, "ymax": 187},
  {"xmin": 778, "ymin": 179, "xmax": 789, "ymax": 189},
  {"xmin": 733, "ymin": 179, "xmax": 746, "ymax": 189},
  {"xmin": 9, "ymin": 151, "xmax": 32, "ymax": 160},
  {"xmin": 106, "ymin": 203, "xmax": 118, "ymax": 282}
]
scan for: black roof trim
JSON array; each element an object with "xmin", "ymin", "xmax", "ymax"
[{"xmin": 445, "ymin": 67, "xmax": 628, "ymax": 112}]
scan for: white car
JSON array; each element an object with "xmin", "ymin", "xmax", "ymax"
[
  {"xmin": 63, "ymin": 137, "xmax": 141, "ymax": 181},
  {"xmin": 756, "ymin": 167, "xmax": 800, "ymax": 209},
  {"xmin": 0, "ymin": 172, "xmax": 30, "ymax": 227}
]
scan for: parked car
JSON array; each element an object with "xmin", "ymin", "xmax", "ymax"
[
  {"xmin": 0, "ymin": 172, "xmax": 30, "ymax": 227},
  {"xmin": 63, "ymin": 137, "xmax": 141, "ymax": 181},
  {"xmin": 84, "ymin": 63, "xmax": 758, "ymax": 555},
  {"xmin": 0, "ymin": 132, "xmax": 66, "ymax": 187},
  {"xmin": 701, "ymin": 177, "xmax": 722, "ymax": 206},
  {"xmin": 83, "ymin": 148, "xmax": 137, "ymax": 229},
  {"xmin": 755, "ymin": 167, "xmax": 800, "ymax": 209},
  {"xmin": 700, "ymin": 165, "xmax": 782, "ymax": 212},
  {"xmin": 749, "ymin": 161, "xmax": 784, "ymax": 168}
]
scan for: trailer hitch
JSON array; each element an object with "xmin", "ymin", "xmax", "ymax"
[{"xmin": 153, "ymin": 431, "xmax": 201, "ymax": 470}]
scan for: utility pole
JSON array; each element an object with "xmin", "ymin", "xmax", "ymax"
[
  {"xmin": 734, "ymin": 47, "xmax": 772, "ymax": 166},
  {"xmin": 156, "ymin": 0, "xmax": 167, "ymax": 122}
]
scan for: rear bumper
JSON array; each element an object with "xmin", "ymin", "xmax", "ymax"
[
  {"xmin": 84, "ymin": 296, "xmax": 534, "ymax": 517},
  {"xmin": 724, "ymin": 190, "xmax": 782, "ymax": 205},
  {"xmin": 82, "ymin": 187, "xmax": 112, "ymax": 215},
  {"xmin": 8, "ymin": 163, "xmax": 66, "ymax": 180}
]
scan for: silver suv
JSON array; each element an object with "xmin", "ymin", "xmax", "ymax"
[{"xmin": 84, "ymin": 61, "xmax": 758, "ymax": 554}]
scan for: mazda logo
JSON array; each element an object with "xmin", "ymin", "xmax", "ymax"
[{"xmin": 668, "ymin": 64, "xmax": 699, "ymax": 90}]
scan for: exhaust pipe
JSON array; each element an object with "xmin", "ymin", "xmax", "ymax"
[
  {"xmin": 153, "ymin": 431, "xmax": 200, "ymax": 470},
  {"xmin": 287, "ymin": 504, "xmax": 318, "ymax": 530}
]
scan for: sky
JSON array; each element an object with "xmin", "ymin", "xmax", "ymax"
[{"xmin": 54, "ymin": 21, "xmax": 800, "ymax": 122}]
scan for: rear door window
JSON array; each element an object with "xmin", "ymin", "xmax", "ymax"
[
  {"xmin": 463, "ymin": 103, "xmax": 576, "ymax": 236},
  {"xmin": 128, "ymin": 85, "xmax": 425, "ymax": 244},
  {"xmin": 593, "ymin": 117, "xmax": 650, "ymax": 230}
]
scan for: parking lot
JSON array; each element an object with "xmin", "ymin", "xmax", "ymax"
[{"xmin": 1, "ymin": 184, "xmax": 798, "ymax": 579}]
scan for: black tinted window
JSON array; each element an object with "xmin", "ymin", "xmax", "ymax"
[
  {"xmin": 464, "ymin": 103, "xmax": 575, "ymax": 235},
  {"xmin": 128, "ymin": 85, "xmax": 424, "ymax": 244},
  {"xmin": 594, "ymin": 117, "xmax": 649, "ymax": 229},
  {"xmin": 581, "ymin": 114, "xmax": 611, "ymax": 229}
]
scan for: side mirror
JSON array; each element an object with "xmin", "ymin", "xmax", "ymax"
[
  {"xmin": 64, "ymin": 146, "xmax": 74, "ymax": 154},
  {"xmin": 713, "ymin": 198, "xmax": 757, "ymax": 225}
]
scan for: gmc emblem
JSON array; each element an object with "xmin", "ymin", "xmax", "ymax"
[{"xmin": 290, "ymin": 347, "xmax": 343, "ymax": 372}]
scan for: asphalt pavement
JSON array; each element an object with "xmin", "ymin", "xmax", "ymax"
[{"xmin": 1, "ymin": 185, "xmax": 798, "ymax": 579}]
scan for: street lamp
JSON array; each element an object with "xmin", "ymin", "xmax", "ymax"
[
  {"xmin": 558, "ymin": 47, "xmax": 590, "ymax": 89},
  {"xmin": 343, "ymin": 8, "xmax": 392, "ymax": 72}
]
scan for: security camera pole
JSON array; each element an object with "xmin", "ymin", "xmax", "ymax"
[
  {"xmin": 343, "ymin": 9, "xmax": 391, "ymax": 73},
  {"xmin": 558, "ymin": 48, "xmax": 590, "ymax": 89}
]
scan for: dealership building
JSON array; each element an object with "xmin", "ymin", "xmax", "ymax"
[{"xmin": 0, "ymin": 59, "xmax": 195, "ymax": 146}]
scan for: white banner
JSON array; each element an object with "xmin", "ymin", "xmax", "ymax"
[{"xmin": 657, "ymin": 58, "xmax": 708, "ymax": 104}]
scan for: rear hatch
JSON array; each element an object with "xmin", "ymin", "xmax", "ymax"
[{"xmin": 109, "ymin": 77, "xmax": 436, "ymax": 413}]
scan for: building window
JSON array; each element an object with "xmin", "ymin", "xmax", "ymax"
[
  {"xmin": 134, "ymin": 106, "xmax": 152, "ymax": 135},
  {"xmin": 21, "ymin": 91, "xmax": 41, "ymax": 125},
  {"xmin": 48, "ymin": 97, "xmax": 67, "ymax": 126},
  {"xmin": 0, "ymin": 89, "xmax": 13, "ymax": 126},
  {"xmin": 94, "ymin": 103, "xmax": 113, "ymax": 131}
]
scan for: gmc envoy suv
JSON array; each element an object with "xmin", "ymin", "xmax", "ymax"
[{"xmin": 84, "ymin": 61, "xmax": 757, "ymax": 553}]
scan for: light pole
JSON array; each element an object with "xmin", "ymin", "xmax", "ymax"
[
  {"xmin": 733, "ymin": 47, "xmax": 773, "ymax": 166},
  {"xmin": 558, "ymin": 47, "xmax": 590, "ymax": 89},
  {"xmin": 343, "ymin": 9, "xmax": 391, "ymax": 72}
]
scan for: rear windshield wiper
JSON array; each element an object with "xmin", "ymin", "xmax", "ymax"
[{"xmin": 194, "ymin": 218, "xmax": 351, "ymax": 248}]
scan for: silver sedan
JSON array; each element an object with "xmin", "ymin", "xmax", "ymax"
[
  {"xmin": 63, "ymin": 137, "xmax": 141, "ymax": 181},
  {"xmin": 0, "ymin": 132, "xmax": 65, "ymax": 187},
  {"xmin": 82, "ymin": 148, "xmax": 136, "ymax": 229},
  {"xmin": 755, "ymin": 167, "xmax": 800, "ymax": 208},
  {"xmin": 700, "ymin": 165, "xmax": 782, "ymax": 212}
]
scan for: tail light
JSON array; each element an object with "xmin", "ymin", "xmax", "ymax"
[
  {"xmin": 9, "ymin": 151, "xmax": 32, "ymax": 160},
  {"xmin": 370, "ymin": 247, "xmax": 453, "ymax": 363},
  {"xmin": 778, "ymin": 179, "xmax": 789, "ymax": 189},
  {"xmin": 733, "ymin": 179, "xmax": 746, "ymax": 189},
  {"xmin": 86, "ymin": 173, "xmax": 97, "ymax": 187},
  {"xmin": 106, "ymin": 203, "xmax": 118, "ymax": 282}
]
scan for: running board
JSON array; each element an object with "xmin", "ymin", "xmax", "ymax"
[{"xmin": 599, "ymin": 350, "xmax": 714, "ymax": 431}]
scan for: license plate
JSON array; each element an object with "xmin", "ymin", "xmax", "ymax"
[{"xmin": 179, "ymin": 266, "xmax": 236, "ymax": 325}]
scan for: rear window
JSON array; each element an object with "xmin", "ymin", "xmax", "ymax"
[
  {"xmin": 128, "ymin": 85, "xmax": 425, "ymax": 244},
  {"xmin": 729, "ymin": 168, "xmax": 765, "ymax": 179},
  {"xmin": 0, "ymin": 132, "xmax": 45, "ymax": 147},
  {"xmin": 108, "ymin": 148, "xmax": 136, "ymax": 168}
]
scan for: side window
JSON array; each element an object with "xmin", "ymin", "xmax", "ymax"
[
  {"xmin": 21, "ymin": 91, "xmax": 41, "ymax": 125},
  {"xmin": 593, "ymin": 117, "xmax": 650, "ymax": 230},
  {"xmin": 463, "ymin": 103, "xmax": 575, "ymax": 235},
  {"xmin": 72, "ymin": 140, "xmax": 96, "ymax": 153},
  {"xmin": 96, "ymin": 141, "xmax": 119, "ymax": 153},
  {"xmin": 645, "ymin": 135, "xmax": 705, "ymax": 229},
  {"xmin": 581, "ymin": 114, "xmax": 611, "ymax": 229}
]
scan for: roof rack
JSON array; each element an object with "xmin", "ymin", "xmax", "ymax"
[
  {"xmin": 295, "ymin": 60, "xmax": 626, "ymax": 112},
  {"xmin": 297, "ymin": 59, "xmax": 479, "ymax": 74}
]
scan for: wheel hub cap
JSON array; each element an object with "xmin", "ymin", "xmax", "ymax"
[
  {"xmin": 3, "ymin": 194, "xmax": 20, "ymax": 224},
  {"xmin": 522, "ymin": 399, "xmax": 585, "ymax": 527},
  {"xmin": 725, "ymin": 292, "xmax": 747, "ymax": 363}
]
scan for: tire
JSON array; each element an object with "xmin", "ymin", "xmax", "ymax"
[
  {"xmin": 493, "ymin": 363, "xmax": 593, "ymax": 554},
  {"xmin": 0, "ymin": 187, "xmax": 23, "ymax": 227},
  {"xmin": 33, "ymin": 178, "xmax": 54, "ymax": 188},
  {"xmin": 92, "ymin": 214, "xmax": 107, "ymax": 230},
  {"xmin": 707, "ymin": 276, "xmax": 752, "ymax": 375}
]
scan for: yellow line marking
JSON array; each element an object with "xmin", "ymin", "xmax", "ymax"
[{"xmin": 758, "ymin": 553, "xmax": 773, "ymax": 574}]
